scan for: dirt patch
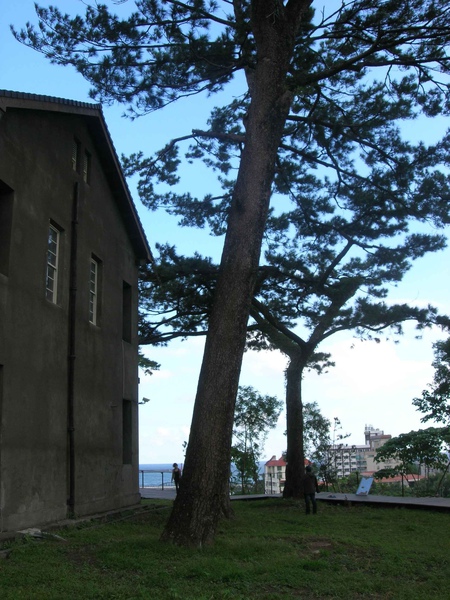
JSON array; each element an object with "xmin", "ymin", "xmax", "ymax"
[{"xmin": 308, "ymin": 540, "xmax": 333, "ymax": 552}]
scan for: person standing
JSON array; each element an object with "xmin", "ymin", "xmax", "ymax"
[
  {"xmin": 171, "ymin": 463, "xmax": 181, "ymax": 494},
  {"xmin": 302, "ymin": 465, "xmax": 319, "ymax": 515}
]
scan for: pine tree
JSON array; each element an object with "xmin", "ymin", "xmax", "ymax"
[
  {"xmin": 141, "ymin": 202, "xmax": 448, "ymax": 498},
  {"xmin": 15, "ymin": 0, "xmax": 450, "ymax": 545}
]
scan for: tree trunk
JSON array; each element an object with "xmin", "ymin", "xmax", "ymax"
[
  {"xmin": 283, "ymin": 355, "xmax": 306, "ymax": 498},
  {"xmin": 161, "ymin": 1, "xmax": 311, "ymax": 547}
]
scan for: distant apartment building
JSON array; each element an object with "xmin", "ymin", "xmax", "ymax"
[
  {"xmin": 329, "ymin": 444, "xmax": 370, "ymax": 478},
  {"xmin": 264, "ymin": 455, "xmax": 286, "ymax": 494},
  {"xmin": 329, "ymin": 425, "xmax": 397, "ymax": 478},
  {"xmin": 264, "ymin": 426, "xmax": 399, "ymax": 491},
  {"xmin": 364, "ymin": 426, "xmax": 398, "ymax": 473},
  {"xmin": 264, "ymin": 455, "xmax": 312, "ymax": 494}
]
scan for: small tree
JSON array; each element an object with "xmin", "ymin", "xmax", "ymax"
[
  {"xmin": 413, "ymin": 337, "xmax": 450, "ymax": 425},
  {"xmin": 303, "ymin": 402, "xmax": 332, "ymax": 465},
  {"xmin": 375, "ymin": 428, "xmax": 450, "ymax": 492},
  {"xmin": 411, "ymin": 336, "xmax": 450, "ymax": 494},
  {"xmin": 318, "ymin": 418, "xmax": 352, "ymax": 491},
  {"xmin": 231, "ymin": 386, "xmax": 283, "ymax": 494}
]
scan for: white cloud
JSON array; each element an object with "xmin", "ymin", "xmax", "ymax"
[
  {"xmin": 242, "ymin": 348, "xmax": 288, "ymax": 377},
  {"xmin": 301, "ymin": 337, "xmax": 435, "ymax": 445},
  {"xmin": 155, "ymin": 427, "xmax": 171, "ymax": 438},
  {"xmin": 137, "ymin": 304, "xmax": 445, "ymax": 463},
  {"xmin": 144, "ymin": 368, "xmax": 173, "ymax": 381}
]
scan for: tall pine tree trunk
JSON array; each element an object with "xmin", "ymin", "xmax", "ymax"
[
  {"xmin": 283, "ymin": 355, "xmax": 306, "ymax": 498},
  {"xmin": 161, "ymin": 1, "xmax": 311, "ymax": 547}
]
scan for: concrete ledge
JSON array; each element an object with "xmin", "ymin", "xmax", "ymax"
[{"xmin": 0, "ymin": 501, "xmax": 155, "ymax": 546}]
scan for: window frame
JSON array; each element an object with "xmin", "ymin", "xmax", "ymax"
[
  {"xmin": 122, "ymin": 281, "xmax": 132, "ymax": 343},
  {"xmin": 0, "ymin": 181, "xmax": 14, "ymax": 277},
  {"xmin": 46, "ymin": 224, "xmax": 60, "ymax": 304},
  {"xmin": 89, "ymin": 257, "xmax": 98, "ymax": 325},
  {"xmin": 72, "ymin": 138, "xmax": 81, "ymax": 173},
  {"xmin": 83, "ymin": 150, "xmax": 91, "ymax": 184}
]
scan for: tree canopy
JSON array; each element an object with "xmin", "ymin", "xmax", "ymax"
[
  {"xmin": 413, "ymin": 337, "xmax": 450, "ymax": 425},
  {"xmin": 302, "ymin": 402, "xmax": 332, "ymax": 465},
  {"xmin": 231, "ymin": 386, "xmax": 283, "ymax": 493},
  {"xmin": 375, "ymin": 427, "xmax": 450, "ymax": 473},
  {"xmin": 15, "ymin": 0, "xmax": 450, "ymax": 545}
]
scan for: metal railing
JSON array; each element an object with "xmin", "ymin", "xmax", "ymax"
[
  {"xmin": 139, "ymin": 469, "xmax": 267, "ymax": 494},
  {"xmin": 140, "ymin": 469, "xmax": 450, "ymax": 498},
  {"xmin": 139, "ymin": 469, "xmax": 176, "ymax": 490}
]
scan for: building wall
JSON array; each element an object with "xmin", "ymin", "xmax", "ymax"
[
  {"xmin": 331, "ymin": 446, "xmax": 370, "ymax": 478},
  {"xmin": 0, "ymin": 108, "xmax": 141, "ymax": 531},
  {"xmin": 264, "ymin": 460, "xmax": 286, "ymax": 494},
  {"xmin": 329, "ymin": 435, "xmax": 397, "ymax": 478},
  {"xmin": 264, "ymin": 456, "xmax": 314, "ymax": 493}
]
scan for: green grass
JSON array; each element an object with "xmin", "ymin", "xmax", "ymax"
[{"xmin": 1, "ymin": 499, "xmax": 449, "ymax": 599}]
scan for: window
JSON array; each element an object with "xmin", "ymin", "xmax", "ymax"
[
  {"xmin": 83, "ymin": 150, "xmax": 91, "ymax": 183},
  {"xmin": 89, "ymin": 258, "xmax": 98, "ymax": 324},
  {"xmin": 46, "ymin": 224, "xmax": 60, "ymax": 303},
  {"xmin": 0, "ymin": 181, "xmax": 14, "ymax": 276},
  {"xmin": 72, "ymin": 139, "xmax": 81, "ymax": 172},
  {"xmin": 122, "ymin": 399, "xmax": 132, "ymax": 464},
  {"xmin": 122, "ymin": 281, "xmax": 132, "ymax": 342}
]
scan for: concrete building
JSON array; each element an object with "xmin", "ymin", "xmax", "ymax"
[
  {"xmin": 0, "ymin": 90, "xmax": 152, "ymax": 532},
  {"xmin": 329, "ymin": 444, "xmax": 370, "ymax": 478},
  {"xmin": 264, "ymin": 455, "xmax": 312, "ymax": 494},
  {"xmin": 264, "ymin": 455, "xmax": 287, "ymax": 494},
  {"xmin": 329, "ymin": 425, "xmax": 397, "ymax": 478},
  {"xmin": 360, "ymin": 425, "xmax": 397, "ymax": 473}
]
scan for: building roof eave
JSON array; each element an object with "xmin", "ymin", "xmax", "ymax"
[{"xmin": 0, "ymin": 89, "xmax": 154, "ymax": 265}]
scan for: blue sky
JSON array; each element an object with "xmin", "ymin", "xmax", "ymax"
[{"xmin": 2, "ymin": 1, "xmax": 450, "ymax": 464}]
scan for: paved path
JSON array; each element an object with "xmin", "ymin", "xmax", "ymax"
[
  {"xmin": 317, "ymin": 491, "xmax": 450, "ymax": 511},
  {"xmin": 140, "ymin": 488, "xmax": 177, "ymax": 500},
  {"xmin": 140, "ymin": 488, "xmax": 450, "ymax": 511}
]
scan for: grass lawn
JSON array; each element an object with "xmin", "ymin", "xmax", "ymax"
[{"xmin": 0, "ymin": 499, "xmax": 449, "ymax": 599}]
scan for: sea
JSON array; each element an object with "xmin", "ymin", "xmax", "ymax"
[
  {"xmin": 139, "ymin": 464, "xmax": 177, "ymax": 488},
  {"xmin": 139, "ymin": 462, "xmax": 266, "ymax": 488}
]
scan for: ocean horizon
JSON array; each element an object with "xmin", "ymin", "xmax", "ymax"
[
  {"xmin": 138, "ymin": 462, "xmax": 266, "ymax": 488},
  {"xmin": 139, "ymin": 463, "xmax": 176, "ymax": 471},
  {"xmin": 138, "ymin": 464, "xmax": 176, "ymax": 488}
]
